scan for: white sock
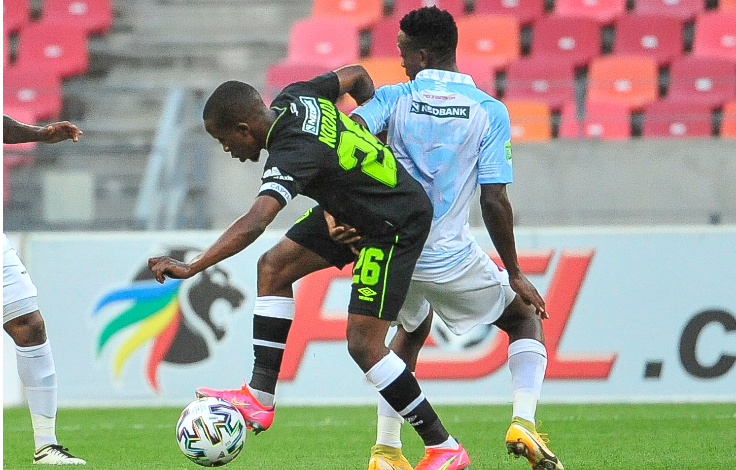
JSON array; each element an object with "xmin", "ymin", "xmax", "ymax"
[
  {"xmin": 376, "ymin": 395, "xmax": 403, "ymax": 447},
  {"xmin": 16, "ymin": 340, "xmax": 59, "ymax": 449},
  {"xmin": 508, "ymin": 339, "xmax": 547, "ymax": 423},
  {"xmin": 426, "ymin": 435, "xmax": 459, "ymax": 450},
  {"xmin": 251, "ymin": 389, "xmax": 275, "ymax": 408}
]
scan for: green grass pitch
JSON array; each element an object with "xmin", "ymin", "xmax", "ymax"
[{"xmin": 3, "ymin": 403, "xmax": 735, "ymax": 469}]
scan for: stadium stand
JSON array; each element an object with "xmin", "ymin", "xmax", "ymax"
[
  {"xmin": 359, "ymin": 57, "xmax": 408, "ymax": 86},
  {"xmin": 612, "ymin": 14, "xmax": 684, "ymax": 66},
  {"xmin": 528, "ymin": 16, "xmax": 602, "ymax": 69},
  {"xmin": 311, "ymin": 0, "xmax": 385, "ymax": 29},
  {"xmin": 721, "ymin": 100, "xmax": 736, "ymax": 137},
  {"xmin": 275, "ymin": 17, "xmax": 360, "ymax": 70},
  {"xmin": 692, "ymin": 12, "xmax": 736, "ymax": 63},
  {"xmin": 720, "ymin": 0, "xmax": 736, "ymax": 11},
  {"xmin": 581, "ymin": 101, "xmax": 632, "ymax": 140},
  {"xmin": 553, "ymin": 0, "xmax": 626, "ymax": 24},
  {"xmin": 264, "ymin": 62, "xmax": 332, "ymax": 104},
  {"xmin": 505, "ymin": 100, "xmax": 553, "ymax": 142},
  {"xmin": 3, "ymin": 65, "xmax": 64, "ymax": 121},
  {"xmin": 369, "ymin": 15, "xmax": 402, "ymax": 57},
  {"xmin": 642, "ymin": 100, "xmax": 713, "ymax": 137},
  {"xmin": 14, "ymin": 23, "xmax": 89, "ymax": 79},
  {"xmin": 391, "ymin": 0, "xmax": 466, "ymax": 18},
  {"xmin": 41, "ymin": 0, "xmax": 114, "ymax": 35},
  {"xmin": 503, "ymin": 57, "xmax": 576, "ymax": 110},
  {"xmin": 633, "ymin": 0, "xmax": 704, "ymax": 21},
  {"xmin": 3, "ymin": 0, "xmax": 31, "ymax": 33},
  {"xmin": 557, "ymin": 101, "xmax": 581, "ymax": 138},
  {"xmin": 586, "ymin": 55, "xmax": 659, "ymax": 111},
  {"xmin": 666, "ymin": 56, "xmax": 736, "ymax": 109},
  {"xmin": 473, "ymin": 0, "xmax": 545, "ymax": 26}
]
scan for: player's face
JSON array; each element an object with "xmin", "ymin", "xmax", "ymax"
[
  {"xmin": 204, "ymin": 119, "xmax": 261, "ymax": 163},
  {"xmin": 397, "ymin": 31, "xmax": 424, "ymax": 80}
]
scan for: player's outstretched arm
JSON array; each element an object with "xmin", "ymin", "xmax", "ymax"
[
  {"xmin": 149, "ymin": 195, "xmax": 282, "ymax": 283},
  {"xmin": 480, "ymin": 183, "xmax": 548, "ymax": 319},
  {"xmin": 3, "ymin": 114, "xmax": 82, "ymax": 144},
  {"xmin": 333, "ymin": 65, "xmax": 375, "ymax": 106}
]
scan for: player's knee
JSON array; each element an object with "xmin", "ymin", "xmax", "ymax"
[
  {"xmin": 5, "ymin": 311, "xmax": 47, "ymax": 347},
  {"xmin": 496, "ymin": 302, "xmax": 543, "ymax": 343}
]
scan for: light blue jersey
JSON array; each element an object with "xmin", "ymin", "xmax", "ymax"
[{"xmin": 352, "ymin": 69, "xmax": 513, "ymax": 275}]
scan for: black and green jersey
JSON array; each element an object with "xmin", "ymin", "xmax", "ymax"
[{"xmin": 259, "ymin": 72, "xmax": 432, "ymax": 239}]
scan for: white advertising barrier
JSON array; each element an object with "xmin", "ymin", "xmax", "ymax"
[{"xmin": 3, "ymin": 226, "xmax": 735, "ymax": 407}]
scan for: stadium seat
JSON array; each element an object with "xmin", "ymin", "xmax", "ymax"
[
  {"xmin": 666, "ymin": 56, "xmax": 736, "ymax": 109},
  {"xmin": 553, "ymin": 0, "xmax": 626, "ymax": 24},
  {"xmin": 359, "ymin": 57, "xmax": 408, "ymax": 86},
  {"xmin": 720, "ymin": 0, "xmax": 736, "ymax": 11},
  {"xmin": 586, "ymin": 55, "xmax": 659, "ymax": 110},
  {"xmin": 473, "ymin": 0, "xmax": 545, "ymax": 26},
  {"xmin": 613, "ymin": 14, "xmax": 684, "ymax": 65},
  {"xmin": 721, "ymin": 100, "xmax": 736, "ymax": 137},
  {"xmin": 529, "ymin": 16, "xmax": 601, "ymax": 69},
  {"xmin": 642, "ymin": 101, "xmax": 712, "ymax": 138},
  {"xmin": 3, "ymin": 0, "xmax": 31, "ymax": 33},
  {"xmin": 4, "ymin": 28, "xmax": 12, "ymax": 67},
  {"xmin": 391, "ymin": 0, "xmax": 466, "ymax": 18},
  {"xmin": 692, "ymin": 12, "xmax": 736, "ymax": 63},
  {"xmin": 263, "ymin": 63, "xmax": 332, "ymax": 104},
  {"xmin": 455, "ymin": 15, "xmax": 520, "ymax": 91},
  {"xmin": 581, "ymin": 101, "xmax": 631, "ymax": 139},
  {"xmin": 634, "ymin": 0, "xmax": 704, "ymax": 21},
  {"xmin": 3, "ymin": 64, "xmax": 63, "ymax": 121},
  {"xmin": 503, "ymin": 57, "xmax": 576, "ymax": 110},
  {"xmin": 311, "ymin": 0, "xmax": 385, "ymax": 29},
  {"xmin": 505, "ymin": 100, "xmax": 552, "ymax": 141},
  {"xmin": 14, "ymin": 22, "xmax": 89, "ymax": 79},
  {"xmin": 278, "ymin": 17, "xmax": 361, "ymax": 70},
  {"xmin": 369, "ymin": 15, "xmax": 401, "ymax": 58},
  {"xmin": 558, "ymin": 101, "xmax": 581, "ymax": 138},
  {"xmin": 41, "ymin": 0, "xmax": 114, "ymax": 35}
]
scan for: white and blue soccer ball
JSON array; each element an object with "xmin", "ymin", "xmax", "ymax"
[{"xmin": 176, "ymin": 397, "xmax": 246, "ymax": 467}]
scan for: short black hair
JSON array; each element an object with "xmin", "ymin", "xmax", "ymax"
[
  {"xmin": 203, "ymin": 80, "xmax": 262, "ymax": 129},
  {"xmin": 399, "ymin": 6, "xmax": 457, "ymax": 58}
]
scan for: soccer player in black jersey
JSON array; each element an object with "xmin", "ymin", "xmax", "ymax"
[{"xmin": 148, "ymin": 65, "xmax": 468, "ymax": 469}]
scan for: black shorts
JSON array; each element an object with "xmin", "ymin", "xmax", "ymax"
[{"xmin": 285, "ymin": 205, "xmax": 429, "ymax": 322}]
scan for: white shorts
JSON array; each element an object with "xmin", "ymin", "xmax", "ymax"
[
  {"xmin": 3, "ymin": 234, "xmax": 39, "ymax": 323},
  {"xmin": 396, "ymin": 244, "xmax": 516, "ymax": 335}
]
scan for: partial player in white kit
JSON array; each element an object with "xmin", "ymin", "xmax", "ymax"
[{"xmin": 3, "ymin": 114, "xmax": 86, "ymax": 465}]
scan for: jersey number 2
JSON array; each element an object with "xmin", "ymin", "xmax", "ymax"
[{"xmin": 337, "ymin": 114, "xmax": 397, "ymax": 188}]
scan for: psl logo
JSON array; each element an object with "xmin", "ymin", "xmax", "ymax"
[{"xmin": 92, "ymin": 247, "xmax": 245, "ymax": 392}]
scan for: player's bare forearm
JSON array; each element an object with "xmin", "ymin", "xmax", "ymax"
[
  {"xmin": 333, "ymin": 65, "xmax": 375, "ymax": 106},
  {"xmin": 3, "ymin": 115, "xmax": 82, "ymax": 144},
  {"xmin": 480, "ymin": 184, "xmax": 522, "ymax": 276}
]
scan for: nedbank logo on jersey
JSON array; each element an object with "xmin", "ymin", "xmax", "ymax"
[
  {"xmin": 411, "ymin": 101, "xmax": 470, "ymax": 119},
  {"xmin": 300, "ymin": 96, "xmax": 320, "ymax": 135},
  {"xmin": 91, "ymin": 248, "xmax": 245, "ymax": 393}
]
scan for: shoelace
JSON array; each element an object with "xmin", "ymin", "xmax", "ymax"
[{"xmin": 534, "ymin": 421, "xmax": 552, "ymax": 445}]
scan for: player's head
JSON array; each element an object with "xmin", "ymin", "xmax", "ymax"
[
  {"xmin": 203, "ymin": 80, "xmax": 268, "ymax": 163},
  {"xmin": 398, "ymin": 6, "xmax": 458, "ymax": 79}
]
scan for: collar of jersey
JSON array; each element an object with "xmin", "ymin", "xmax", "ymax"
[
  {"xmin": 265, "ymin": 106, "xmax": 288, "ymax": 149},
  {"xmin": 416, "ymin": 69, "xmax": 475, "ymax": 86}
]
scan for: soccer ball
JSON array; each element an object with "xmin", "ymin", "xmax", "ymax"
[{"xmin": 176, "ymin": 397, "xmax": 246, "ymax": 467}]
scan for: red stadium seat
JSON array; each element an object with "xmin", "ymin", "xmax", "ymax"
[
  {"xmin": 505, "ymin": 100, "xmax": 552, "ymax": 141},
  {"xmin": 558, "ymin": 101, "xmax": 581, "ymax": 138},
  {"xmin": 311, "ymin": 0, "xmax": 385, "ymax": 29},
  {"xmin": 456, "ymin": 15, "xmax": 520, "ymax": 91},
  {"xmin": 634, "ymin": 0, "xmax": 704, "ymax": 21},
  {"xmin": 721, "ymin": 100, "xmax": 736, "ymax": 137},
  {"xmin": 3, "ymin": 0, "xmax": 31, "ymax": 33},
  {"xmin": 586, "ymin": 55, "xmax": 659, "ymax": 111},
  {"xmin": 3, "ymin": 65, "xmax": 63, "ymax": 121},
  {"xmin": 692, "ymin": 12, "xmax": 736, "ymax": 63},
  {"xmin": 391, "ymin": 0, "xmax": 466, "ymax": 18},
  {"xmin": 503, "ymin": 57, "xmax": 576, "ymax": 110},
  {"xmin": 369, "ymin": 15, "xmax": 401, "ymax": 58},
  {"xmin": 553, "ymin": 0, "xmax": 626, "ymax": 25},
  {"xmin": 280, "ymin": 17, "xmax": 361, "ymax": 70},
  {"xmin": 41, "ymin": 0, "xmax": 113, "ymax": 35},
  {"xmin": 263, "ymin": 63, "xmax": 332, "ymax": 104},
  {"xmin": 15, "ymin": 22, "xmax": 89, "ymax": 79},
  {"xmin": 474, "ymin": 0, "xmax": 545, "ymax": 26},
  {"xmin": 529, "ymin": 16, "xmax": 601, "ymax": 69},
  {"xmin": 721, "ymin": 0, "xmax": 736, "ymax": 11},
  {"xmin": 359, "ymin": 57, "xmax": 408, "ymax": 86},
  {"xmin": 613, "ymin": 14, "xmax": 684, "ymax": 65},
  {"xmin": 582, "ymin": 101, "xmax": 631, "ymax": 140},
  {"xmin": 642, "ymin": 101, "xmax": 712, "ymax": 138},
  {"xmin": 666, "ymin": 56, "xmax": 736, "ymax": 109}
]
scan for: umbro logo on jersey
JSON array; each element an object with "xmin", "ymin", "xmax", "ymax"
[
  {"xmin": 262, "ymin": 167, "xmax": 294, "ymax": 181},
  {"xmin": 358, "ymin": 287, "xmax": 377, "ymax": 302},
  {"xmin": 411, "ymin": 101, "xmax": 469, "ymax": 119}
]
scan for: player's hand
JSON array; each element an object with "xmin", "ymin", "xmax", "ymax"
[
  {"xmin": 324, "ymin": 211, "xmax": 361, "ymax": 255},
  {"xmin": 148, "ymin": 256, "xmax": 194, "ymax": 283},
  {"xmin": 509, "ymin": 272, "xmax": 548, "ymax": 319},
  {"xmin": 40, "ymin": 121, "xmax": 83, "ymax": 143}
]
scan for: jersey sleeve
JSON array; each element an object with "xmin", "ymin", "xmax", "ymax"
[
  {"xmin": 477, "ymin": 99, "xmax": 513, "ymax": 185},
  {"xmin": 257, "ymin": 138, "xmax": 321, "ymax": 207},
  {"xmin": 351, "ymin": 84, "xmax": 406, "ymax": 134}
]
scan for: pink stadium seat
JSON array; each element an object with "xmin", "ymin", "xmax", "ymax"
[
  {"xmin": 474, "ymin": 0, "xmax": 545, "ymax": 26},
  {"xmin": 666, "ymin": 56, "xmax": 736, "ymax": 109},
  {"xmin": 529, "ymin": 16, "xmax": 601, "ymax": 69},
  {"xmin": 3, "ymin": 65, "xmax": 63, "ymax": 121},
  {"xmin": 3, "ymin": 0, "xmax": 31, "ymax": 33},
  {"xmin": 553, "ymin": 0, "xmax": 626, "ymax": 24},
  {"xmin": 391, "ymin": 0, "xmax": 466, "ymax": 18},
  {"xmin": 503, "ymin": 57, "xmax": 576, "ymax": 110},
  {"xmin": 558, "ymin": 101, "xmax": 581, "ymax": 138},
  {"xmin": 720, "ymin": 0, "xmax": 736, "ymax": 11},
  {"xmin": 263, "ymin": 63, "xmax": 332, "ymax": 103},
  {"xmin": 721, "ymin": 100, "xmax": 736, "ymax": 137},
  {"xmin": 41, "ymin": 0, "xmax": 113, "ymax": 35},
  {"xmin": 280, "ymin": 17, "xmax": 361, "ymax": 70},
  {"xmin": 587, "ymin": 55, "xmax": 659, "ymax": 111},
  {"xmin": 692, "ymin": 12, "xmax": 736, "ymax": 63},
  {"xmin": 634, "ymin": 0, "xmax": 704, "ymax": 21},
  {"xmin": 15, "ymin": 22, "xmax": 89, "ymax": 79},
  {"xmin": 312, "ymin": 0, "xmax": 385, "ymax": 29},
  {"xmin": 369, "ymin": 15, "xmax": 401, "ymax": 58},
  {"xmin": 456, "ymin": 15, "xmax": 520, "ymax": 91},
  {"xmin": 642, "ymin": 101, "xmax": 712, "ymax": 138},
  {"xmin": 582, "ymin": 101, "xmax": 631, "ymax": 140},
  {"xmin": 613, "ymin": 14, "xmax": 683, "ymax": 65}
]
